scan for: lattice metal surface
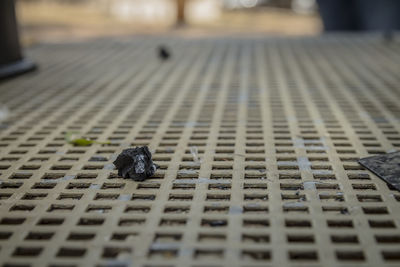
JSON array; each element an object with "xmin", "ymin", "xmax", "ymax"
[{"xmin": 0, "ymin": 35, "xmax": 399, "ymax": 267}]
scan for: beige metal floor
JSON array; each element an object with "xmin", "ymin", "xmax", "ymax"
[{"xmin": 0, "ymin": 35, "xmax": 399, "ymax": 267}]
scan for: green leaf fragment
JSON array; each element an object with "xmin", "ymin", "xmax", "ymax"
[
  {"xmin": 69, "ymin": 138, "xmax": 94, "ymax": 146},
  {"xmin": 65, "ymin": 131, "xmax": 111, "ymax": 146}
]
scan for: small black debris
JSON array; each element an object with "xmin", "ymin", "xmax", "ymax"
[
  {"xmin": 113, "ymin": 146, "xmax": 157, "ymax": 181},
  {"xmin": 358, "ymin": 151, "xmax": 400, "ymax": 192},
  {"xmin": 340, "ymin": 209, "xmax": 349, "ymax": 215},
  {"xmin": 158, "ymin": 46, "xmax": 171, "ymax": 60}
]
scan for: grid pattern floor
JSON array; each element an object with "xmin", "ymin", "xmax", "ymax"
[{"xmin": 0, "ymin": 35, "xmax": 399, "ymax": 267}]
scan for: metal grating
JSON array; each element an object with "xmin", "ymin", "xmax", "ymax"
[{"xmin": 0, "ymin": 35, "xmax": 399, "ymax": 267}]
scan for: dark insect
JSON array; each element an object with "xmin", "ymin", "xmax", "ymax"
[{"xmin": 158, "ymin": 46, "xmax": 171, "ymax": 60}]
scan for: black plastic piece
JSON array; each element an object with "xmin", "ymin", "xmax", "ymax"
[
  {"xmin": 358, "ymin": 151, "xmax": 400, "ymax": 191},
  {"xmin": 113, "ymin": 146, "xmax": 157, "ymax": 181}
]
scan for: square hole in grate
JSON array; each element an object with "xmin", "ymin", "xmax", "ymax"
[
  {"xmin": 336, "ymin": 251, "xmax": 365, "ymax": 261},
  {"xmin": 327, "ymin": 220, "xmax": 353, "ymax": 228},
  {"xmin": 119, "ymin": 218, "xmax": 146, "ymax": 226},
  {"xmin": 243, "ymin": 219, "xmax": 269, "ymax": 228},
  {"xmin": 172, "ymin": 183, "xmax": 196, "ymax": 190},
  {"xmin": 25, "ymin": 232, "xmax": 54, "ymax": 240},
  {"xmin": 0, "ymin": 231, "xmax": 12, "ymax": 240},
  {"xmin": 86, "ymin": 205, "xmax": 112, "ymax": 213},
  {"xmin": 132, "ymin": 194, "xmax": 156, "ymax": 201},
  {"xmin": 37, "ymin": 218, "xmax": 64, "ymax": 225},
  {"xmin": 154, "ymin": 233, "xmax": 182, "ymax": 242},
  {"xmin": 56, "ymin": 247, "xmax": 86, "ymax": 257},
  {"xmin": 289, "ymin": 250, "xmax": 318, "ymax": 261},
  {"xmin": 47, "ymin": 204, "xmax": 75, "ymax": 212},
  {"xmin": 331, "ymin": 235, "xmax": 359, "ymax": 244},
  {"xmin": 148, "ymin": 248, "xmax": 178, "ymax": 259},
  {"xmin": 9, "ymin": 173, "xmax": 33, "ymax": 179},
  {"xmin": 203, "ymin": 206, "xmax": 229, "ymax": 214},
  {"xmin": 125, "ymin": 205, "xmax": 151, "ymax": 214},
  {"xmin": 362, "ymin": 206, "xmax": 389, "ymax": 214},
  {"xmin": 1, "ymin": 182, "xmax": 23, "ymax": 189},
  {"xmin": 244, "ymin": 193, "xmax": 268, "ymax": 201},
  {"xmin": 375, "ymin": 235, "xmax": 400, "ymax": 243},
  {"xmin": 13, "ymin": 247, "xmax": 43, "ymax": 257},
  {"xmin": 67, "ymin": 232, "xmax": 96, "ymax": 241},
  {"xmin": 357, "ymin": 194, "xmax": 382, "ymax": 202},
  {"xmin": 201, "ymin": 219, "xmax": 227, "ymax": 227},
  {"xmin": 1, "ymin": 218, "xmax": 26, "ymax": 225},
  {"xmin": 94, "ymin": 193, "xmax": 119, "ymax": 200},
  {"xmin": 111, "ymin": 232, "xmax": 138, "ymax": 241},
  {"xmin": 242, "ymin": 250, "xmax": 271, "ymax": 261},
  {"xmin": 369, "ymin": 220, "xmax": 396, "ymax": 228},
  {"xmin": 58, "ymin": 193, "xmax": 83, "ymax": 200},
  {"xmin": 206, "ymin": 193, "xmax": 230, "ymax": 201},
  {"xmin": 102, "ymin": 247, "xmax": 132, "ymax": 259},
  {"xmin": 287, "ymin": 234, "xmax": 314, "ymax": 243},
  {"xmin": 285, "ymin": 219, "xmax": 312, "ymax": 228},
  {"xmin": 382, "ymin": 250, "xmax": 400, "ymax": 261},
  {"xmin": 77, "ymin": 218, "xmax": 104, "ymax": 226},
  {"xmin": 194, "ymin": 248, "xmax": 224, "ymax": 259},
  {"xmin": 198, "ymin": 233, "xmax": 226, "ymax": 242},
  {"xmin": 242, "ymin": 234, "xmax": 269, "ymax": 243},
  {"xmin": 160, "ymin": 218, "xmax": 186, "ymax": 226}
]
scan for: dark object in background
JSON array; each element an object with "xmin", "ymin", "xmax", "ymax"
[
  {"xmin": 317, "ymin": 0, "xmax": 400, "ymax": 32},
  {"xmin": 0, "ymin": 0, "xmax": 36, "ymax": 80},
  {"xmin": 113, "ymin": 146, "xmax": 158, "ymax": 181},
  {"xmin": 158, "ymin": 46, "xmax": 171, "ymax": 60},
  {"xmin": 359, "ymin": 151, "xmax": 400, "ymax": 192}
]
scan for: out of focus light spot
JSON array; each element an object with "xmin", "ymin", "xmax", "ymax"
[
  {"xmin": 110, "ymin": 0, "xmax": 175, "ymax": 23},
  {"xmin": 240, "ymin": 0, "xmax": 259, "ymax": 9},
  {"xmin": 292, "ymin": 0, "xmax": 317, "ymax": 15},
  {"xmin": 187, "ymin": 0, "xmax": 221, "ymax": 23}
]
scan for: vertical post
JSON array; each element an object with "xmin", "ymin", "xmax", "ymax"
[
  {"xmin": 0, "ymin": 0, "xmax": 36, "ymax": 80},
  {"xmin": 176, "ymin": 0, "xmax": 186, "ymax": 26}
]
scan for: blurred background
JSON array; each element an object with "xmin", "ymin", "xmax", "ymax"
[{"xmin": 16, "ymin": 0, "xmax": 322, "ymax": 46}]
